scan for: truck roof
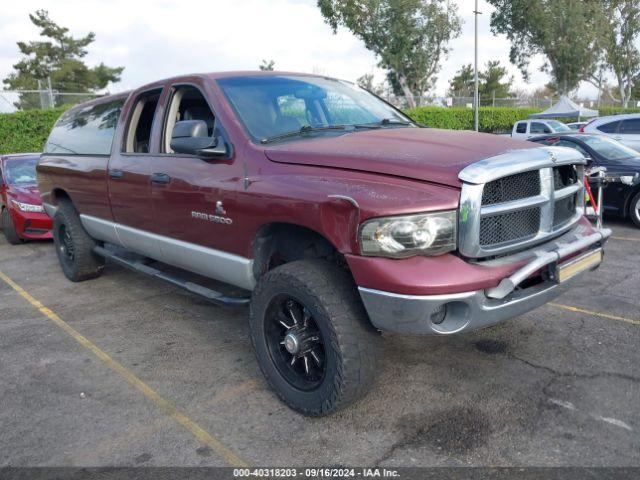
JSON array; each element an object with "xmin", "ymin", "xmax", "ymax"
[{"xmin": 63, "ymin": 71, "xmax": 343, "ymax": 111}]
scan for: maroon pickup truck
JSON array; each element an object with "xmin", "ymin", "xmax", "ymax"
[{"xmin": 37, "ymin": 71, "xmax": 610, "ymax": 415}]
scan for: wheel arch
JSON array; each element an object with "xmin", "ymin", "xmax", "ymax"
[
  {"xmin": 50, "ymin": 188, "xmax": 73, "ymax": 206},
  {"xmin": 623, "ymin": 184, "xmax": 640, "ymax": 218},
  {"xmin": 252, "ymin": 222, "xmax": 348, "ymax": 280}
]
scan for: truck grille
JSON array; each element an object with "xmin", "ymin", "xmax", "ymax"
[
  {"xmin": 553, "ymin": 194, "xmax": 578, "ymax": 228},
  {"xmin": 481, "ymin": 170, "xmax": 540, "ymax": 206},
  {"xmin": 458, "ymin": 148, "xmax": 585, "ymax": 258},
  {"xmin": 479, "ymin": 207, "xmax": 540, "ymax": 246}
]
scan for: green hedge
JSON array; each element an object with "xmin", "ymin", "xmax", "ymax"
[
  {"xmin": 2, "ymin": 105, "xmax": 640, "ymax": 155},
  {"xmin": 405, "ymin": 106, "xmax": 640, "ymax": 133},
  {"xmin": 598, "ymin": 106, "xmax": 640, "ymax": 116},
  {"xmin": 405, "ymin": 107, "xmax": 539, "ymax": 132},
  {"xmin": 0, "ymin": 107, "xmax": 66, "ymax": 155}
]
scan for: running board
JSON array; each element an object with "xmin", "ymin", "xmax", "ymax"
[{"xmin": 93, "ymin": 245, "xmax": 250, "ymax": 307}]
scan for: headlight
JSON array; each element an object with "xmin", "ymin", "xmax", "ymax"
[
  {"xmin": 359, "ymin": 211, "xmax": 457, "ymax": 258},
  {"xmin": 11, "ymin": 200, "xmax": 44, "ymax": 213}
]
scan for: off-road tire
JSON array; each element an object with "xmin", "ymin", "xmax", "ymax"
[
  {"xmin": 249, "ymin": 259, "xmax": 380, "ymax": 416},
  {"xmin": 53, "ymin": 201, "xmax": 104, "ymax": 282},
  {"xmin": 1, "ymin": 208, "xmax": 22, "ymax": 245},
  {"xmin": 629, "ymin": 191, "xmax": 640, "ymax": 229}
]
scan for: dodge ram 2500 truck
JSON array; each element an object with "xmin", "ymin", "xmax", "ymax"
[{"xmin": 37, "ymin": 71, "xmax": 611, "ymax": 416}]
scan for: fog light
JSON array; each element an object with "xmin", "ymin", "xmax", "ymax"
[{"xmin": 430, "ymin": 304, "xmax": 447, "ymax": 324}]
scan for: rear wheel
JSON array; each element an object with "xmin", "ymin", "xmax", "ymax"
[
  {"xmin": 53, "ymin": 201, "xmax": 104, "ymax": 281},
  {"xmin": 250, "ymin": 260, "xmax": 380, "ymax": 416},
  {"xmin": 629, "ymin": 191, "xmax": 640, "ymax": 229},
  {"xmin": 1, "ymin": 208, "xmax": 22, "ymax": 245}
]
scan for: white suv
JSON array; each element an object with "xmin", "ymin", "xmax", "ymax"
[{"xmin": 582, "ymin": 113, "xmax": 640, "ymax": 151}]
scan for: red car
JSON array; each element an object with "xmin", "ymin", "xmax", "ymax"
[{"xmin": 1, "ymin": 153, "xmax": 52, "ymax": 244}]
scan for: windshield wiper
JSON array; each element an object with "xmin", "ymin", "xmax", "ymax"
[
  {"xmin": 261, "ymin": 125, "xmax": 349, "ymax": 144},
  {"xmin": 379, "ymin": 118, "xmax": 415, "ymax": 126},
  {"xmin": 259, "ymin": 120, "xmax": 415, "ymax": 144},
  {"xmin": 352, "ymin": 118, "xmax": 416, "ymax": 129}
]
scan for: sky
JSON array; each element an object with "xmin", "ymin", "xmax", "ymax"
[{"xmin": 0, "ymin": 0, "xmax": 594, "ymax": 102}]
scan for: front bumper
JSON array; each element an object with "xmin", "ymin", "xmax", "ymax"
[
  {"xmin": 358, "ymin": 226, "xmax": 610, "ymax": 335},
  {"xmin": 10, "ymin": 208, "xmax": 53, "ymax": 240}
]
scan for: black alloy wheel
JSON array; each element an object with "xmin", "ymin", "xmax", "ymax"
[
  {"xmin": 58, "ymin": 224, "xmax": 75, "ymax": 262},
  {"xmin": 264, "ymin": 295, "xmax": 326, "ymax": 391}
]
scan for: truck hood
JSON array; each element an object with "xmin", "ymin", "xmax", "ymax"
[
  {"xmin": 6, "ymin": 184, "xmax": 44, "ymax": 205},
  {"xmin": 264, "ymin": 128, "xmax": 540, "ymax": 188}
]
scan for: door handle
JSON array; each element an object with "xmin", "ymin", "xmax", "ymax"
[
  {"xmin": 109, "ymin": 169, "xmax": 124, "ymax": 179},
  {"xmin": 151, "ymin": 172, "xmax": 171, "ymax": 184}
]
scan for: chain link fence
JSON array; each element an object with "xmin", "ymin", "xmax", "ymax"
[
  {"xmin": 2, "ymin": 88, "xmax": 638, "ymax": 114},
  {"xmin": 384, "ymin": 94, "xmax": 640, "ymax": 110},
  {"xmin": 0, "ymin": 89, "xmax": 103, "ymax": 113}
]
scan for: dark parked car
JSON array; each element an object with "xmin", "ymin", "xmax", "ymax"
[
  {"xmin": 0, "ymin": 153, "xmax": 53, "ymax": 244},
  {"xmin": 37, "ymin": 71, "xmax": 609, "ymax": 415},
  {"xmin": 529, "ymin": 133, "xmax": 640, "ymax": 228}
]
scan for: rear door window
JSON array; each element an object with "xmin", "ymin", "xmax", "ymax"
[
  {"xmin": 44, "ymin": 99, "xmax": 125, "ymax": 155},
  {"xmin": 620, "ymin": 118, "xmax": 640, "ymax": 134},
  {"xmin": 123, "ymin": 90, "xmax": 162, "ymax": 153},
  {"xmin": 597, "ymin": 121, "xmax": 620, "ymax": 134},
  {"xmin": 515, "ymin": 122, "xmax": 527, "ymax": 134}
]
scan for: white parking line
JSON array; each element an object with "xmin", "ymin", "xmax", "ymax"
[{"xmin": 548, "ymin": 398, "xmax": 633, "ymax": 432}]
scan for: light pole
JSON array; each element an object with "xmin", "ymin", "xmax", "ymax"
[{"xmin": 473, "ymin": 0, "xmax": 481, "ymax": 132}]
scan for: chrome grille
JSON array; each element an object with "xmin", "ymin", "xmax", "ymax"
[
  {"xmin": 479, "ymin": 207, "xmax": 540, "ymax": 246},
  {"xmin": 553, "ymin": 193, "xmax": 579, "ymax": 228},
  {"xmin": 481, "ymin": 170, "xmax": 540, "ymax": 206},
  {"xmin": 458, "ymin": 147, "xmax": 586, "ymax": 258}
]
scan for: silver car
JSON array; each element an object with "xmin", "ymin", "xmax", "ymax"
[{"xmin": 582, "ymin": 113, "xmax": 640, "ymax": 151}]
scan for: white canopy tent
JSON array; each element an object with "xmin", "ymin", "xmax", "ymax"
[{"xmin": 529, "ymin": 96, "xmax": 599, "ymax": 121}]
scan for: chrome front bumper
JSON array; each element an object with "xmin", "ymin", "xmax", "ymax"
[{"xmin": 358, "ymin": 226, "xmax": 611, "ymax": 335}]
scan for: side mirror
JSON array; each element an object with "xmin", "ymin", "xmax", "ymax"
[{"xmin": 170, "ymin": 120, "xmax": 227, "ymax": 157}]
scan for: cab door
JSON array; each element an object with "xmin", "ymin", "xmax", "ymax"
[
  {"xmin": 107, "ymin": 85, "xmax": 164, "ymax": 254},
  {"xmin": 148, "ymin": 81, "xmax": 244, "ymax": 258}
]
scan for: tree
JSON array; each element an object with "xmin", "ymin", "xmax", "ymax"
[
  {"xmin": 486, "ymin": 0, "xmax": 601, "ymax": 95},
  {"xmin": 600, "ymin": 0, "xmax": 640, "ymax": 108},
  {"xmin": 3, "ymin": 10, "xmax": 123, "ymax": 109},
  {"xmin": 318, "ymin": 0, "xmax": 461, "ymax": 108},
  {"xmin": 259, "ymin": 59, "xmax": 275, "ymax": 71},
  {"xmin": 632, "ymin": 73, "xmax": 640, "ymax": 104},
  {"xmin": 479, "ymin": 60, "xmax": 513, "ymax": 100},
  {"xmin": 447, "ymin": 61, "xmax": 512, "ymax": 100},
  {"xmin": 447, "ymin": 64, "xmax": 474, "ymax": 97},
  {"xmin": 356, "ymin": 73, "xmax": 386, "ymax": 96}
]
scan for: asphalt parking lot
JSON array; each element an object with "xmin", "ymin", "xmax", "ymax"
[{"xmin": 1, "ymin": 219, "xmax": 639, "ymax": 468}]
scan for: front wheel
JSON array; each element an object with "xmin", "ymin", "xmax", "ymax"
[
  {"xmin": 249, "ymin": 260, "xmax": 380, "ymax": 416},
  {"xmin": 629, "ymin": 191, "xmax": 640, "ymax": 229},
  {"xmin": 1, "ymin": 208, "xmax": 23, "ymax": 245}
]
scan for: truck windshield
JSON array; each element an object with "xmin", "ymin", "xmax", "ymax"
[
  {"xmin": 217, "ymin": 75, "xmax": 413, "ymax": 143},
  {"xmin": 546, "ymin": 120, "xmax": 571, "ymax": 132},
  {"xmin": 5, "ymin": 158, "xmax": 38, "ymax": 185}
]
